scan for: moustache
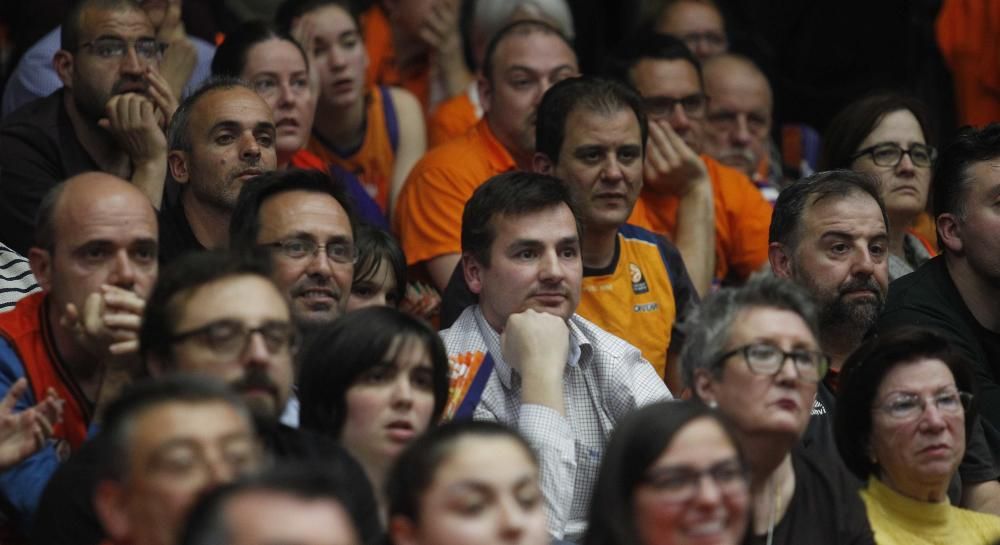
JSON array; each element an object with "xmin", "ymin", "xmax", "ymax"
[
  {"xmin": 112, "ymin": 77, "xmax": 149, "ymax": 96},
  {"xmin": 720, "ymin": 148, "xmax": 758, "ymax": 165},
  {"xmin": 839, "ymin": 277, "xmax": 885, "ymax": 301},
  {"xmin": 231, "ymin": 368, "xmax": 279, "ymax": 399}
]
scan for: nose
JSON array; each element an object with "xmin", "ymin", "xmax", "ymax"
[
  {"xmin": 733, "ymin": 114, "xmax": 752, "ymax": 145},
  {"xmin": 691, "ymin": 472, "xmax": 725, "ymax": 507},
  {"xmin": 242, "ymin": 330, "xmax": 272, "ymax": 367},
  {"xmin": 277, "ymin": 81, "xmax": 297, "ymax": 108},
  {"xmin": 119, "ymin": 44, "xmax": 144, "ymax": 75},
  {"xmin": 896, "ymin": 151, "xmax": 916, "ymax": 175},
  {"xmin": 390, "ymin": 376, "xmax": 414, "ymax": 408},
  {"xmin": 108, "ymin": 249, "xmax": 136, "ymax": 289},
  {"xmin": 497, "ymin": 497, "xmax": 527, "ymax": 541},
  {"xmin": 851, "ymin": 246, "xmax": 877, "ymax": 277},
  {"xmin": 669, "ymin": 104, "xmax": 692, "ymax": 133},
  {"xmin": 305, "ymin": 248, "xmax": 335, "ymax": 279},
  {"xmin": 202, "ymin": 450, "xmax": 237, "ymax": 488},
  {"xmin": 920, "ymin": 401, "xmax": 949, "ymax": 431},
  {"xmin": 537, "ymin": 249, "xmax": 565, "ymax": 283},
  {"xmin": 327, "ymin": 45, "xmax": 347, "ymax": 71},
  {"xmin": 774, "ymin": 353, "xmax": 800, "ymax": 384},
  {"xmin": 240, "ymin": 131, "xmax": 262, "ymax": 162}
]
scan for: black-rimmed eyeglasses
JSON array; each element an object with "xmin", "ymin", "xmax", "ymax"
[
  {"xmin": 716, "ymin": 342, "xmax": 829, "ymax": 383},
  {"xmin": 851, "ymin": 143, "xmax": 937, "ymax": 168}
]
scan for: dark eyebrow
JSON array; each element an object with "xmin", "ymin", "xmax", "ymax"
[{"xmin": 208, "ymin": 120, "xmax": 276, "ymax": 134}]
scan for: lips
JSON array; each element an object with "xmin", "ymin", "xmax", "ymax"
[
  {"xmin": 276, "ymin": 117, "xmax": 300, "ymax": 128},
  {"xmin": 918, "ymin": 443, "xmax": 952, "ymax": 457},
  {"xmin": 385, "ymin": 420, "xmax": 416, "ymax": 442},
  {"xmin": 773, "ymin": 397, "xmax": 800, "ymax": 412},
  {"xmin": 292, "ymin": 286, "xmax": 338, "ymax": 311},
  {"xmin": 235, "ymin": 168, "xmax": 264, "ymax": 182},
  {"xmin": 331, "ymin": 78, "xmax": 354, "ymax": 94}
]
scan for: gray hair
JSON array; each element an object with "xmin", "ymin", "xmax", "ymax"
[
  {"xmin": 680, "ymin": 273, "xmax": 821, "ymax": 393},
  {"xmin": 168, "ymin": 76, "xmax": 253, "ymax": 152}
]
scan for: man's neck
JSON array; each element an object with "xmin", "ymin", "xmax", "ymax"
[
  {"xmin": 63, "ymin": 90, "xmax": 130, "ymax": 179},
  {"xmin": 180, "ymin": 190, "xmax": 232, "ymax": 250},
  {"xmin": 485, "ymin": 118, "xmax": 531, "ymax": 170},
  {"xmin": 946, "ymin": 254, "xmax": 1000, "ymax": 332},
  {"xmin": 582, "ymin": 225, "xmax": 618, "ymax": 270}
]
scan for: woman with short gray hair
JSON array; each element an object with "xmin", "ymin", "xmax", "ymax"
[{"xmin": 681, "ymin": 274, "xmax": 874, "ymax": 545}]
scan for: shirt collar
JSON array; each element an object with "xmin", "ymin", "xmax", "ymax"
[{"xmin": 472, "ymin": 306, "xmax": 590, "ymax": 390}]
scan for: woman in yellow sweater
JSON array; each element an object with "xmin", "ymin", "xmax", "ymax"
[{"xmin": 835, "ymin": 327, "xmax": 1000, "ymax": 545}]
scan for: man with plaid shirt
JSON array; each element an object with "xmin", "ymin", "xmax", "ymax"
[{"xmin": 440, "ymin": 171, "xmax": 671, "ymax": 542}]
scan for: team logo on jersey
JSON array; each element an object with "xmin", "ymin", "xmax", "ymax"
[{"xmin": 629, "ymin": 263, "xmax": 649, "ymax": 294}]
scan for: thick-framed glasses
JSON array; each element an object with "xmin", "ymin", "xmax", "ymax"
[
  {"xmin": 643, "ymin": 459, "xmax": 748, "ymax": 503},
  {"xmin": 644, "ymin": 93, "xmax": 708, "ymax": 119},
  {"xmin": 851, "ymin": 143, "xmax": 937, "ymax": 168},
  {"xmin": 263, "ymin": 238, "xmax": 357, "ymax": 265},
  {"xmin": 170, "ymin": 319, "xmax": 298, "ymax": 358},
  {"xmin": 679, "ymin": 31, "xmax": 728, "ymax": 51},
  {"xmin": 716, "ymin": 342, "xmax": 829, "ymax": 383},
  {"xmin": 78, "ymin": 38, "xmax": 167, "ymax": 61},
  {"xmin": 874, "ymin": 390, "xmax": 972, "ymax": 421}
]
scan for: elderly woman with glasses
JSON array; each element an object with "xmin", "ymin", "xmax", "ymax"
[
  {"xmin": 835, "ymin": 327, "xmax": 1000, "ymax": 544},
  {"xmin": 682, "ymin": 274, "xmax": 875, "ymax": 545},
  {"xmin": 820, "ymin": 93, "xmax": 938, "ymax": 280}
]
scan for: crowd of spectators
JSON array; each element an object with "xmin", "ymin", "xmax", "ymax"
[{"xmin": 0, "ymin": 1, "xmax": 999, "ymax": 545}]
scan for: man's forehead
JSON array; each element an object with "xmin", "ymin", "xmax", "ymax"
[
  {"xmin": 631, "ymin": 58, "xmax": 701, "ymax": 95},
  {"xmin": 80, "ymin": 7, "xmax": 155, "ymax": 40},
  {"xmin": 493, "ymin": 205, "xmax": 578, "ymax": 241},
  {"xmin": 132, "ymin": 401, "xmax": 250, "ymax": 446},
  {"xmin": 564, "ymin": 106, "xmax": 642, "ymax": 143},
  {"xmin": 194, "ymin": 89, "xmax": 273, "ymax": 128},
  {"xmin": 802, "ymin": 190, "xmax": 886, "ymax": 232},
  {"xmin": 257, "ymin": 190, "xmax": 352, "ymax": 238},
  {"xmin": 175, "ymin": 274, "xmax": 290, "ymax": 325},
  {"xmin": 495, "ymin": 30, "xmax": 576, "ymax": 69}
]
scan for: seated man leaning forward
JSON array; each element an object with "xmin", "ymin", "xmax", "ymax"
[
  {"xmin": 0, "ymin": 172, "xmax": 158, "ymax": 526},
  {"xmin": 440, "ymin": 171, "xmax": 671, "ymax": 541}
]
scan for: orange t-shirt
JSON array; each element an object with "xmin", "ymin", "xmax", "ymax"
[
  {"xmin": 428, "ymin": 91, "xmax": 480, "ymax": 148},
  {"xmin": 307, "ymin": 86, "xmax": 397, "ymax": 213},
  {"xmin": 393, "ymin": 119, "xmax": 515, "ymax": 266},
  {"xmin": 362, "ymin": 5, "xmax": 431, "ymax": 111},
  {"xmin": 936, "ymin": 0, "xmax": 1000, "ymax": 127},
  {"xmin": 629, "ymin": 155, "xmax": 772, "ymax": 284}
]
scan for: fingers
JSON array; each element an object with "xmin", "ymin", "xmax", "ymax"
[
  {"xmin": 144, "ymin": 68, "xmax": 177, "ymax": 125},
  {"xmin": 0, "ymin": 379, "xmax": 28, "ymax": 414},
  {"xmin": 108, "ymin": 339, "xmax": 139, "ymax": 356},
  {"xmin": 101, "ymin": 285, "xmax": 146, "ymax": 316}
]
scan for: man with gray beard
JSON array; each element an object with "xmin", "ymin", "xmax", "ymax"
[{"xmin": 768, "ymin": 168, "xmax": 1000, "ymax": 514}]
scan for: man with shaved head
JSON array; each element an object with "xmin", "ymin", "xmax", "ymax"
[
  {"xmin": 702, "ymin": 53, "xmax": 780, "ymax": 202},
  {"xmin": 0, "ymin": 172, "xmax": 158, "ymax": 530}
]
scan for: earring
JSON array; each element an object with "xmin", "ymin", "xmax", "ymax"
[{"xmin": 707, "ymin": 400, "xmax": 718, "ymax": 409}]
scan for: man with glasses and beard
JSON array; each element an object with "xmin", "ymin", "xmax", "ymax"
[
  {"xmin": 768, "ymin": 168, "xmax": 1000, "ymax": 515},
  {"xmin": 0, "ymin": 0, "xmax": 177, "ymax": 255},
  {"xmin": 30, "ymin": 251, "xmax": 380, "ymax": 545}
]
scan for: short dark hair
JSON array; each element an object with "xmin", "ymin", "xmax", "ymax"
[
  {"xmin": 536, "ymin": 76, "xmax": 648, "ymax": 164},
  {"xmin": 168, "ymin": 76, "xmax": 253, "ymax": 152},
  {"xmin": 99, "ymin": 375, "xmax": 253, "ymax": 482},
  {"xmin": 835, "ymin": 327, "xmax": 978, "ymax": 481},
  {"xmin": 819, "ymin": 92, "xmax": 935, "ymax": 172},
  {"xmin": 481, "ymin": 19, "xmax": 574, "ymax": 83},
  {"xmin": 461, "ymin": 171, "xmax": 582, "ymax": 267},
  {"xmin": 61, "ymin": 0, "xmax": 142, "ymax": 51},
  {"xmin": 932, "ymin": 123, "xmax": 1000, "ymax": 220},
  {"xmin": 34, "ymin": 182, "xmax": 70, "ymax": 251},
  {"xmin": 139, "ymin": 251, "xmax": 277, "ymax": 369},
  {"xmin": 353, "ymin": 224, "xmax": 407, "ymax": 308},
  {"xmin": 212, "ymin": 21, "xmax": 309, "ymax": 79},
  {"xmin": 584, "ymin": 400, "xmax": 744, "ymax": 545},
  {"xmin": 179, "ymin": 463, "xmax": 366, "ymax": 545},
  {"xmin": 229, "ymin": 168, "xmax": 357, "ymax": 257},
  {"xmin": 386, "ymin": 420, "xmax": 537, "ymax": 524},
  {"xmin": 297, "ymin": 306, "xmax": 449, "ymax": 438},
  {"xmin": 274, "ymin": 0, "xmax": 361, "ymax": 34},
  {"xmin": 769, "ymin": 169, "xmax": 889, "ymax": 251},
  {"xmin": 611, "ymin": 29, "xmax": 702, "ymax": 88}
]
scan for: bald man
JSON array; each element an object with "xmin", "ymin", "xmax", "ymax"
[
  {"xmin": 0, "ymin": 172, "xmax": 158, "ymax": 529},
  {"xmin": 702, "ymin": 53, "xmax": 780, "ymax": 202}
]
